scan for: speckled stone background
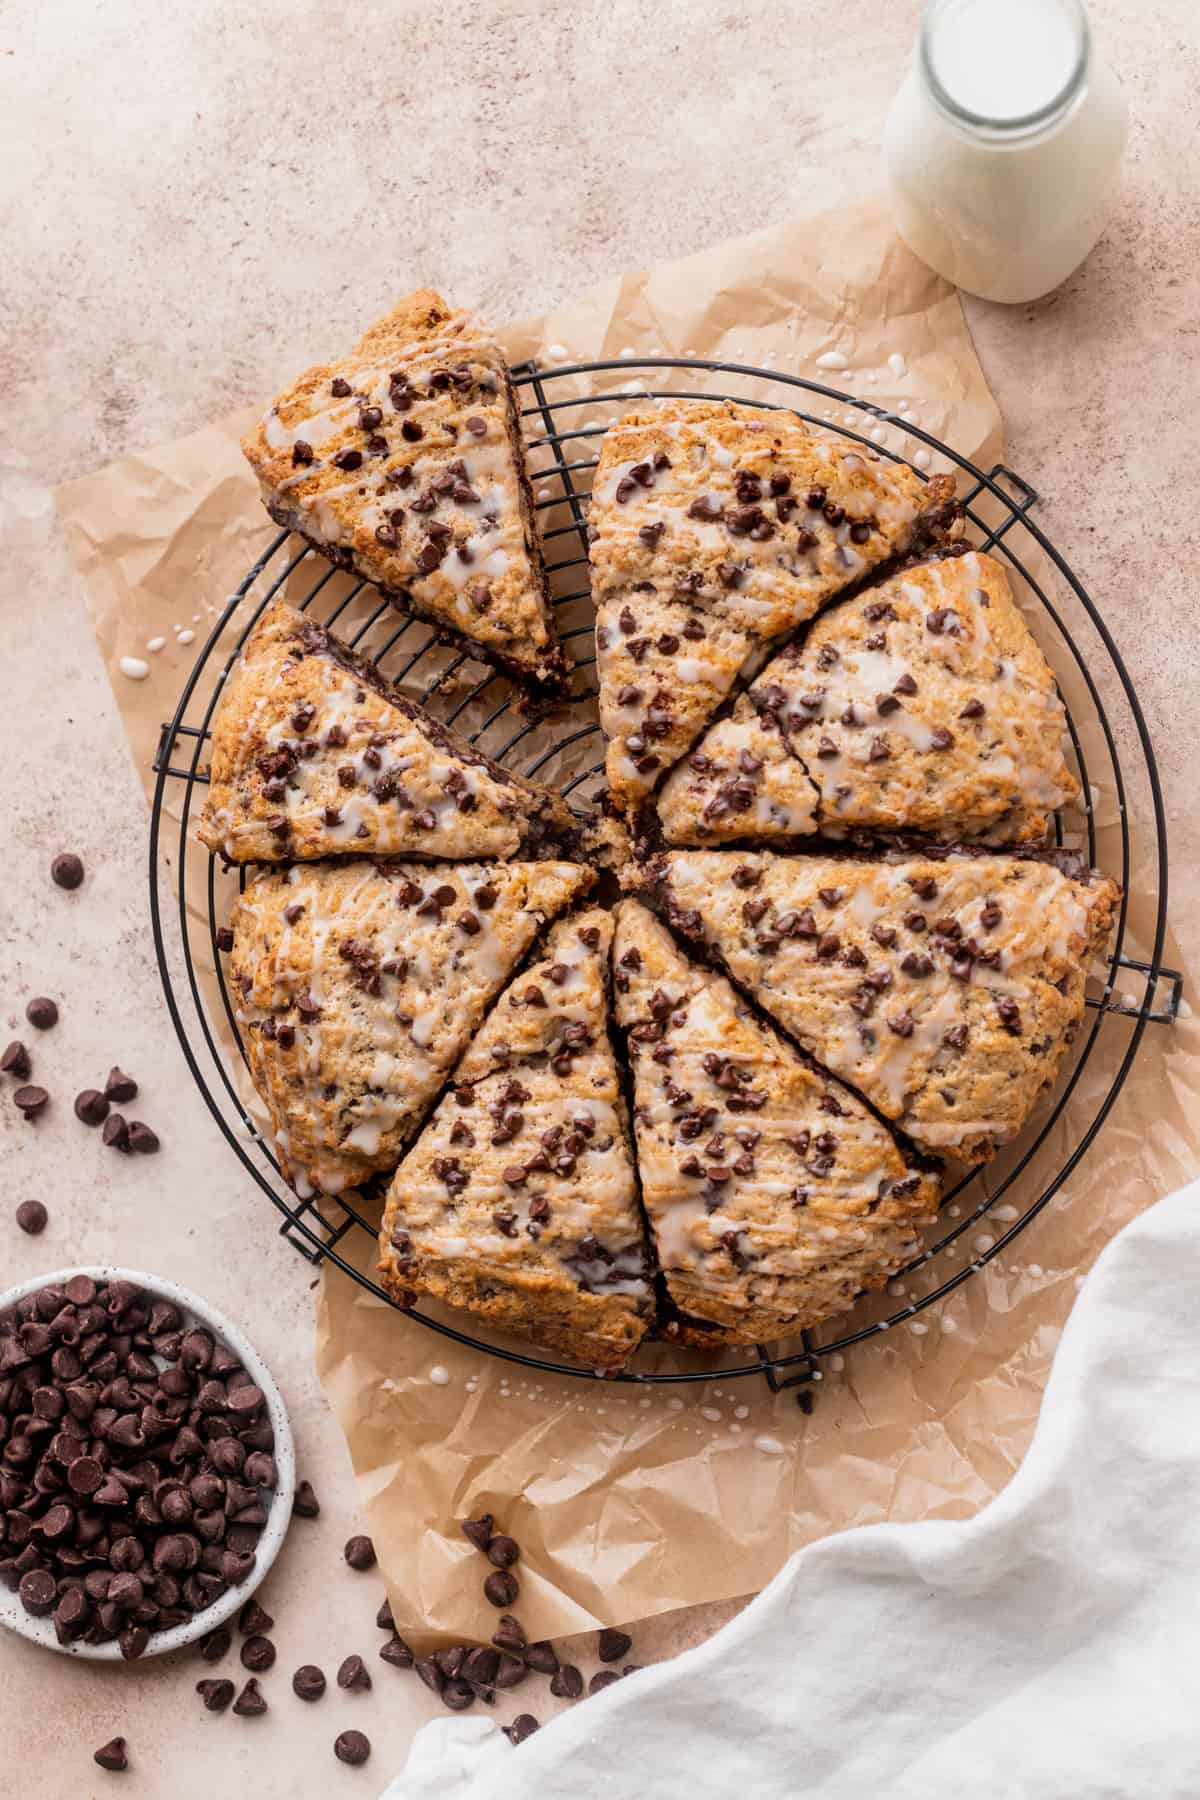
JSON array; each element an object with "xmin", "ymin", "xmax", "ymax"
[{"xmin": 1, "ymin": 2, "xmax": 1197, "ymax": 1793}]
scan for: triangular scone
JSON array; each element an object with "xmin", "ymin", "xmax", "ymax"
[
  {"xmin": 589, "ymin": 399, "xmax": 958, "ymax": 812},
  {"xmin": 230, "ymin": 858, "xmax": 592, "ymax": 1196},
  {"xmin": 197, "ymin": 600, "xmax": 577, "ymax": 864},
  {"xmin": 646, "ymin": 850, "xmax": 1120, "ymax": 1164},
  {"xmin": 657, "ymin": 549, "xmax": 1078, "ymax": 846},
  {"xmin": 378, "ymin": 909, "xmax": 653, "ymax": 1371},
  {"xmin": 241, "ymin": 290, "xmax": 568, "ymax": 703},
  {"xmin": 612, "ymin": 902, "xmax": 940, "ymax": 1345}
]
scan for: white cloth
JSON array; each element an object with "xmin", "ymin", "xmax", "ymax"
[{"xmin": 382, "ymin": 1182, "xmax": 1200, "ymax": 1800}]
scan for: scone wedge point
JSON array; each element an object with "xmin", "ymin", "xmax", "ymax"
[
  {"xmin": 229, "ymin": 857, "xmax": 593, "ymax": 1196},
  {"xmin": 378, "ymin": 908, "xmax": 653, "ymax": 1371},
  {"xmin": 657, "ymin": 548, "xmax": 1078, "ymax": 846},
  {"xmin": 241, "ymin": 289, "xmax": 569, "ymax": 705},
  {"xmin": 643, "ymin": 848, "xmax": 1120, "ymax": 1164},
  {"xmin": 612, "ymin": 901, "xmax": 940, "ymax": 1346},
  {"xmin": 589, "ymin": 398, "xmax": 958, "ymax": 814},
  {"xmin": 197, "ymin": 599, "xmax": 578, "ymax": 865}
]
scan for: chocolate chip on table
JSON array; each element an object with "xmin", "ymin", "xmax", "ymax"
[
  {"xmin": 292, "ymin": 1480, "xmax": 320, "ymax": 1518},
  {"xmin": 93, "ymin": 1737, "xmax": 128, "ymax": 1773},
  {"xmin": 233, "ymin": 1677, "xmax": 268, "ymax": 1716},
  {"xmin": 486, "ymin": 1534, "xmax": 519, "ymax": 1569},
  {"xmin": 523, "ymin": 1640, "xmax": 559, "ymax": 1675},
  {"xmin": 344, "ymin": 1534, "xmax": 376, "ymax": 1570},
  {"xmin": 126, "ymin": 1121, "xmax": 160, "ymax": 1154},
  {"xmin": 238, "ymin": 1598, "xmax": 274, "ymax": 1635},
  {"xmin": 483, "ymin": 1569, "xmax": 519, "ymax": 1608},
  {"xmin": 51, "ymin": 852, "xmax": 85, "ymax": 891},
  {"xmin": 199, "ymin": 1625, "xmax": 232, "ymax": 1663},
  {"xmin": 597, "ymin": 1628, "xmax": 632, "ymax": 1663},
  {"xmin": 1, "ymin": 1040, "xmax": 31, "ymax": 1078},
  {"xmin": 375, "ymin": 1596, "xmax": 394, "ymax": 1631},
  {"xmin": 588, "ymin": 1670, "xmax": 622, "ymax": 1696},
  {"xmin": 334, "ymin": 1730, "xmax": 372, "ymax": 1767},
  {"xmin": 13, "ymin": 1084, "xmax": 49, "ymax": 1119},
  {"xmin": 506, "ymin": 1714, "xmax": 540, "ymax": 1746},
  {"xmin": 379, "ymin": 1633, "xmax": 414, "ymax": 1668},
  {"xmin": 549, "ymin": 1663, "xmax": 584, "ymax": 1699},
  {"xmin": 15, "ymin": 1198, "xmax": 48, "ymax": 1234},
  {"xmin": 460, "ymin": 1513, "xmax": 494, "ymax": 1552},
  {"xmin": 338, "ymin": 1654, "xmax": 372, "ymax": 1691},
  {"xmin": 293, "ymin": 1664, "xmax": 327, "ymax": 1701},
  {"xmin": 197, "ymin": 1678, "xmax": 236, "ymax": 1712},
  {"xmin": 241, "ymin": 1634, "xmax": 276, "ymax": 1672},
  {"xmin": 101, "ymin": 1114, "xmax": 130, "ymax": 1151},
  {"xmin": 104, "ymin": 1067, "xmax": 138, "ymax": 1104},
  {"xmin": 74, "ymin": 1088, "xmax": 110, "ymax": 1126},
  {"xmin": 25, "ymin": 997, "xmax": 58, "ymax": 1031}
]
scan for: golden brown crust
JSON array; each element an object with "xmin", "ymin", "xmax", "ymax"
[
  {"xmin": 646, "ymin": 849, "xmax": 1120, "ymax": 1164},
  {"xmin": 241, "ymin": 291, "xmax": 568, "ymax": 702},
  {"xmin": 378, "ymin": 909, "xmax": 652, "ymax": 1371},
  {"xmin": 612, "ymin": 902, "xmax": 940, "ymax": 1343},
  {"xmin": 196, "ymin": 600, "xmax": 577, "ymax": 864},
  {"xmin": 589, "ymin": 398, "xmax": 958, "ymax": 811},
  {"xmin": 230, "ymin": 858, "xmax": 593, "ymax": 1195}
]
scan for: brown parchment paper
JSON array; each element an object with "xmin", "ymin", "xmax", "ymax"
[{"xmin": 56, "ymin": 199, "xmax": 1197, "ymax": 1645}]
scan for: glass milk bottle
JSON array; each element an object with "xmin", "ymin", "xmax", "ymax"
[{"xmin": 884, "ymin": 0, "xmax": 1128, "ymax": 303}]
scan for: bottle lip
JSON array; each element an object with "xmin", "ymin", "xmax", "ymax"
[{"xmin": 919, "ymin": 0, "xmax": 1091, "ymax": 141}]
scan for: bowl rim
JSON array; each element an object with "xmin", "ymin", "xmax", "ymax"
[{"xmin": 0, "ymin": 1265, "xmax": 295, "ymax": 1661}]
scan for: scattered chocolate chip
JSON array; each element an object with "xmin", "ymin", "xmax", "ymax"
[
  {"xmin": 1, "ymin": 1039, "xmax": 31, "ymax": 1078},
  {"xmin": 380, "ymin": 1635, "xmax": 414, "ymax": 1668},
  {"xmin": 462, "ymin": 1514, "xmax": 494, "ymax": 1554},
  {"xmin": 197, "ymin": 1678, "xmax": 236, "ymax": 1712},
  {"xmin": 74, "ymin": 1088, "xmax": 110, "ymax": 1126},
  {"xmin": 491, "ymin": 1613, "xmax": 526, "ymax": 1653},
  {"xmin": 238, "ymin": 1598, "xmax": 274, "ymax": 1635},
  {"xmin": 25, "ymin": 997, "xmax": 58, "ymax": 1031},
  {"xmin": 486, "ymin": 1534, "xmax": 519, "ymax": 1569},
  {"xmin": 293, "ymin": 1664, "xmax": 327, "ymax": 1701},
  {"xmin": 597, "ymin": 1627, "xmax": 632, "ymax": 1663},
  {"xmin": 126, "ymin": 1121, "xmax": 160, "ymax": 1155},
  {"xmin": 523, "ymin": 1640, "xmax": 559, "ymax": 1675},
  {"xmin": 103, "ymin": 1066, "xmax": 139, "ymax": 1104},
  {"xmin": 51, "ymin": 852, "xmax": 85, "ymax": 890},
  {"xmin": 588, "ymin": 1670, "xmax": 622, "ymax": 1696},
  {"xmin": 199, "ymin": 1625, "xmax": 232, "ymax": 1663},
  {"xmin": 550, "ymin": 1662, "xmax": 584, "ymax": 1698},
  {"xmin": 13, "ymin": 1084, "xmax": 49, "ymax": 1120},
  {"xmin": 292, "ymin": 439, "xmax": 314, "ymax": 466},
  {"xmin": 293, "ymin": 1480, "xmax": 320, "ymax": 1518},
  {"xmin": 331, "ymin": 377, "xmax": 351, "ymax": 397},
  {"xmin": 338, "ymin": 1653, "xmax": 372, "ymax": 1691},
  {"xmin": 101, "ymin": 1114, "xmax": 130, "ymax": 1151},
  {"xmin": 507, "ymin": 1714, "xmax": 540, "ymax": 1745},
  {"xmin": 94, "ymin": 1737, "xmax": 129, "ymax": 1772},
  {"xmin": 233, "ymin": 1677, "xmax": 268, "ymax": 1716},
  {"xmin": 484, "ymin": 1569, "xmax": 519, "ymax": 1607},
  {"xmin": 241, "ymin": 1634, "xmax": 276, "ymax": 1672},
  {"xmin": 16, "ymin": 1198, "xmax": 48, "ymax": 1234},
  {"xmin": 344, "ymin": 1534, "xmax": 376, "ymax": 1571},
  {"xmin": 334, "ymin": 1729, "xmax": 371, "ymax": 1766}
]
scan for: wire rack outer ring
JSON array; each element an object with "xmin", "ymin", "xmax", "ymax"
[{"xmin": 149, "ymin": 356, "xmax": 1177, "ymax": 1391}]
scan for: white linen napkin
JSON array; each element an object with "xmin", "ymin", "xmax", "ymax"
[{"xmin": 382, "ymin": 1181, "xmax": 1200, "ymax": 1800}]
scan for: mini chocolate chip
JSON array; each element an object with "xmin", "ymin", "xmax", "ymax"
[
  {"xmin": 293, "ymin": 1664, "xmax": 327, "ymax": 1701},
  {"xmin": 16, "ymin": 1199, "xmax": 48, "ymax": 1235},
  {"xmin": 292, "ymin": 439, "xmax": 314, "ymax": 466},
  {"xmin": 51, "ymin": 852, "xmax": 85, "ymax": 890},
  {"xmin": 483, "ymin": 1569, "xmax": 518, "ymax": 1607},
  {"xmin": 74, "ymin": 1088, "xmax": 110, "ymax": 1126},
  {"xmin": 344, "ymin": 1534, "xmax": 376, "ymax": 1571},
  {"xmin": 94, "ymin": 1737, "xmax": 128, "ymax": 1772},
  {"xmin": 597, "ymin": 1627, "xmax": 632, "ymax": 1662},
  {"xmin": 338, "ymin": 1653, "xmax": 372, "ymax": 1691},
  {"xmin": 334, "ymin": 1730, "xmax": 371, "ymax": 1766},
  {"xmin": 331, "ymin": 377, "xmax": 351, "ymax": 396},
  {"xmin": 25, "ymin": 997, "xmax": 58, "ymax": 1031},
  {"xmin": 233, "ymin": 1677, "xmax": 268, "ymax": 1716},
  {"xmin": 197, "ymin": 1678, "xmax": 235, "ymax": 1713},
  {"xmin": 334, "ymin": 448, "xmax": 363, "ymax": 472}
]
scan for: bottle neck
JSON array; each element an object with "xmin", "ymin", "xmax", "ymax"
[{"xmin": 918, "ymin": 0, "xmax": 1091, "ymax": 145}]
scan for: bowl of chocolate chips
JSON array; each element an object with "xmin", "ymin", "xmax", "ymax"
[{"xmin": 0, "ymin": 1268, "xmax": 294, "ymax": 1659}]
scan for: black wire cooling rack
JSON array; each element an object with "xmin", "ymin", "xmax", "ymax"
[{"xmin": 149, "ymin": 356, "xmax": 1180, "ymax": 1392}]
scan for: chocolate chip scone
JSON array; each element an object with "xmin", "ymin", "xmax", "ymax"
[
  {"xmin": 645, "ymin": 849, "xmax": 1120, "ymax": 1164},
  {"xmin": 589, "ymin": 399, "xmax": 958, "ymax": 813},
  {"xmin": 612, "ymin": 901, "xmax": 940, "ymax": 1345},
  {"xmin": 197, "ymin": 600, "xmax": 577, "ymax": 864},
  {"xmin": 230, "ymin": 858, "xmax": 592, "ymax": 1195},
  {"xmin": 658, "ymin": 549, "xmax": 1077, "ymax": 845},
  {"xmin": 241, "ymin": 289, "xmax": 568, "ymax": 705},
  {"xmin": 378, "ymin": 909, "xmax": 653, "ymax": 1371}
]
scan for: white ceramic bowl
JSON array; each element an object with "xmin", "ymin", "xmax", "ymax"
[{"xmin": 0, "ymin": 1267, "xmax": 295, "ymax": 1660}]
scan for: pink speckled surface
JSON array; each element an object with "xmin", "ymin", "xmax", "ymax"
[{"xmin": 1, "ymin": 2, "xmax": 1197, "ymax": 1793}]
